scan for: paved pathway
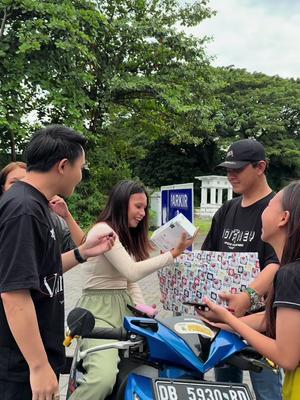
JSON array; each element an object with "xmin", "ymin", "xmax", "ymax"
[{"xmin": 59, "ymin": 239, "xmax": 254, "ymax": 398}]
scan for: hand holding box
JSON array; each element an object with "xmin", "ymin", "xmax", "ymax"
[{"xmin": 151, "ymin": 213, "xmax": 197, "ymax": 252}]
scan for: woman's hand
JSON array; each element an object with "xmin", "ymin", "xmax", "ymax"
[
  {"xmin": 135, "ymin": 304, "xmax": 158, "ymax": 318},
  {"xmin": 197, "ymin": 315, "xmax": 234, "ymax": 332},
  {"xmin": 218, "ymin": 291, "xmax": 251, "ymax": 317},
  {"xmin": 49, "ymin": 195, "xmax": 70, "ymax": 219},
  {"xmin": 196, "ymin": 297, "xmax": 233, "ymax": 324},
  {"xmin": 80, "ymin": 232, "xmax": 116, "ymax": 259},
  {"xmin": 170, "ymin": 229, "xmax": 199, "ymax": 258}
]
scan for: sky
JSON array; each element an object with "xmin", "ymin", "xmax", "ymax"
[{"xmin": 182, "ymin": 0, "xmax": 300, "ymax": 79}]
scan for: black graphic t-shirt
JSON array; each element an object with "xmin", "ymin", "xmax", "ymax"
[
  {"xmin": 0, "ymin": 181, "xmax": 65, "ymax": 382},
  {"xmin": 50, "ymin": 211, "xmax": 76, "ymax": 253},
  {"xmin": 202, "ymin": 192, "xmax": 278, "ymax": 270}
]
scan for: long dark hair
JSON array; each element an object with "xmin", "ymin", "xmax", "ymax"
[
  {"xmin": 265, "ymin": 181, "xmax": 300, "ymax": 338},
  {"xmin": 97, "ymin": 180, "xmax": 151, "ymax": 261}
]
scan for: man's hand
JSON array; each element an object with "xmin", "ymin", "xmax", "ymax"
[
  {"xmin": 62, "ymin": 231, "xmax": 116, "ymax": 272},
  {"xmin": 49, "ymin": 195, "xmax": 69, "ymax": 219},
  {"xmin": 80, "ymin": 232, "xmax": 116, "ymax": 259},
  {"xmin": 218, "ymin": 291, "xmax": 251, "ymax": 317},
  {"xmin": 1, "ymin": 290, "xmax": 60, "ymax": 399},
  {"xmin": 30, "ymin": 361, "xmax": 59, "ymax": 400}
]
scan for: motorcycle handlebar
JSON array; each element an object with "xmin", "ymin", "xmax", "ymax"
[{"xmin": 82, "ymin": 326, "xmax": 128, "ymax": 341}]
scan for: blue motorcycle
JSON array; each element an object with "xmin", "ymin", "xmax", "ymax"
[{"xmin": 64, "ymin": 306, "xmax": 276, "ymax": 400}]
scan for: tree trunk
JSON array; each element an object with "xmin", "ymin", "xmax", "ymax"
[
  {"xmin": 10, "ymin": 131, "xmax": 16, "ymax": 161},
  {"xmin": 0, "ymin": 8, "xmax": 8, "ymax": 41}
]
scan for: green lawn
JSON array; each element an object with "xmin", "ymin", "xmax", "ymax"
[{"xmin": 194, "ymin": 218, "xmax": 212, "ymax": 236}]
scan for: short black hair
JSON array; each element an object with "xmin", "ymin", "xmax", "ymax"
[
  {"xmin": 251, "ymin": 160, "xmax": 269, "ymax": 174},
  {"xmin": 26, "ymin": 125, "xmax": 86, "ymax": 172}
]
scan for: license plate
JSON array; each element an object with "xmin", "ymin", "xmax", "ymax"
[{"xmin": 153, "ymin": 378, "xmax": 253, "ymax": 400}]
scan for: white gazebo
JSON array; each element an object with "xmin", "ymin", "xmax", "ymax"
[
  {"xmin": 195, "ymin": 175, "xmax": 232, "ymax": 218},
  {"xmin": 149, "ymin": 191, "xmax": 161, "ymax": 227}
]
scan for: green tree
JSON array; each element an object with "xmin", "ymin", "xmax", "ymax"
[
  {"xmin": 1, "ymin": 0, "xmax": 218, "ymax": 225},
  {"xmin": 134, "ymin": 67, "xmax": 300, "ymax": 193},
  {"xmin": 213, "ymin": 67, "xmax": 300, "ymax": 189},
  {"xmin": 131, "ymin": 137, "xmax": 223, "ymax": 202},
  {"xmin": 0, "ymin": 0, "xmax": 98, "ymax": 158}
]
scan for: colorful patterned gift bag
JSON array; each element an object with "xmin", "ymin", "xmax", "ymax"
[{"xmin": 158, "ymin": 250, "xmax": 259, "ymax": 314}]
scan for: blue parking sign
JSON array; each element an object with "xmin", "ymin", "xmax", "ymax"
[{"xmin": 161, "ymin": 183, "xmax": 194, "ymax": 226}]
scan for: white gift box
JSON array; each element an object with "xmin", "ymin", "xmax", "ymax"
[{"xmin": 150, "ymin": 213, "xmax": 197, "ymax": 252}]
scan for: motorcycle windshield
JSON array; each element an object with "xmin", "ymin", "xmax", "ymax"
[
  {"xmin": 157, "ymin": 317, "xmax": 248, "ymax": 374},
  {"xmin": 156, "ymin": 316, "xmax": 218, "ymax": 362}
]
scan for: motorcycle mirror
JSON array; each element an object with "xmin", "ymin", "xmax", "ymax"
[{"xmin": 67, "ymin": 307, "xmax": 95, "ymax": 336}]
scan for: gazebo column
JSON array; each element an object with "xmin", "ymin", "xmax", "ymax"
[
  {"xmin": 217, "ymin": 188, "xmax": 223, "ymax": 205},
  {"xmin": 201, "ymin": 187, "xmax": 207, "ymax": 205},
  {"xmin": 210, "ymin": 187, "xmax": 216, "ymax": 204}
]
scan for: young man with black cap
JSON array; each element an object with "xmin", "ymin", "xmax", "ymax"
[
  {"xmin": 0, "ymin": 125, "xmax": 116, "ymax": 400},
  {"xmin": 202, "ymin": 138, "xmax": 283, "ymax": 400}
]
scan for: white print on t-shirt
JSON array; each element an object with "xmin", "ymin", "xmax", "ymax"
[
  {"xmin": 222, "ymin": 229, "xmax": 255, "ymax": 249},
  {"xmin": 50, "ymin": 228, "xmax": 56, "ymax": 240},
  {"xmin": 43, "ymin": 273, "xmax": 63, "ymax": 297}
]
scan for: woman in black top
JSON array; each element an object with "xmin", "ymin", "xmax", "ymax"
[{"xmin": 199, "ymin": 181, "xmax": 300, "ymax": 400}]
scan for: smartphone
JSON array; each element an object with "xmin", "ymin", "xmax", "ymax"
[
  {"xmin": 182, "ymin": 302, "xmax": 210, "ymax": 312},
  {"xmin": 184, "ymin": 301, "xmax": 236, "ymax": 314},
  {"xmin": 127, "ymin": 304, "xmax": 149, "ymax": 318}
]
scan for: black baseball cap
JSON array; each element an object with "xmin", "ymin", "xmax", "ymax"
[{"xmin": 218, "ymin": 139, "xmax": 266, "ymax": 169}]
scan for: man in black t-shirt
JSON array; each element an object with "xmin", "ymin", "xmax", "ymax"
[
  {"xmin": 202, "ymin": 191, "xmax": 277, "ymax": 270},
  {"xmin": 202, "ymin": 139, "xmax": 282, "ymax": 400},
  {"xmin": 0, "ymin": 125, "xmax": 115, "ymax": 400}
]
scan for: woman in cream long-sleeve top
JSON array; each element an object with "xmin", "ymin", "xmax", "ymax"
[{"xmin": 70, "ymin": 180, "xmax": 195, "ymax": 400}]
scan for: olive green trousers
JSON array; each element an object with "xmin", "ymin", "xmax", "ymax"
[{"xmin": 69, "ymin": 289, "xmax": 134, "ymax": 400}]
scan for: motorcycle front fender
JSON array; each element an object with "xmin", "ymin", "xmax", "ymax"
[{"xmin": 125, "ymin": 373, "xmax": 154, "ymax": 400}]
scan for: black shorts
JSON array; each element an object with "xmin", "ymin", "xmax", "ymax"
[
  {"xmin": 0, "ymin": 375, "xmax": 60, "ymax": 400},
  {"xmin": 0, "ymin": 380, "xmax": 32, "ymax": 400}
]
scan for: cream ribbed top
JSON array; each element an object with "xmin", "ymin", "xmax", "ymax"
[{"xmin": 82, "ymin": 222, "xmax": 174, "ymax": 304}]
